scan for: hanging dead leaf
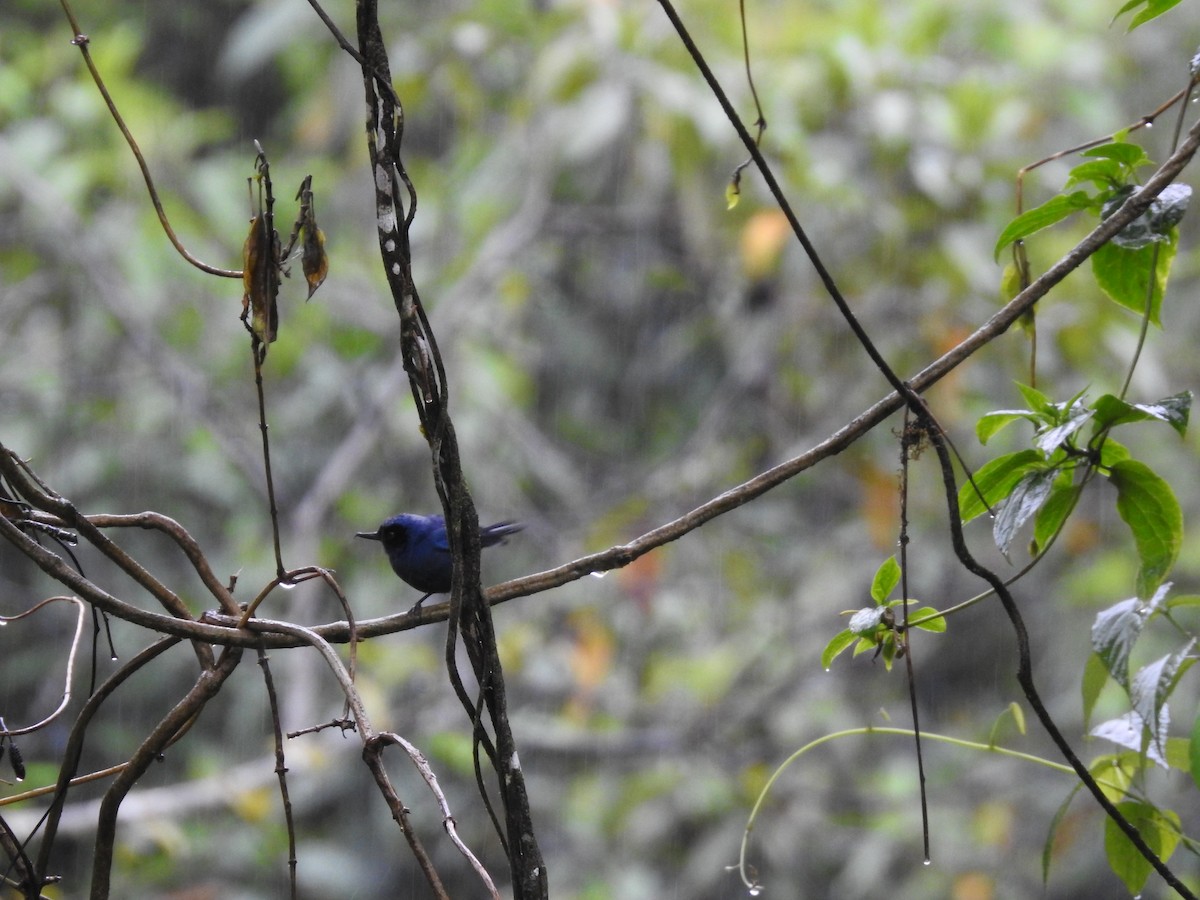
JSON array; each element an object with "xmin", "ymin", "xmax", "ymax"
[
  {"xmin": 295, "ymin": 176, "xmax": 328, "ymax": 300},
  {"xmin": 240, "ymin": 145, "xmax": 281, "ymax": 357},
  {"xmin": 241, "ymin": 211, "xmax": 279, "ymax": 350}
]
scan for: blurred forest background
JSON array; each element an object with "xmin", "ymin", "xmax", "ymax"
[{"xmin": 3, "ymin": 0, "xmax": 1200, "ymax": 897}]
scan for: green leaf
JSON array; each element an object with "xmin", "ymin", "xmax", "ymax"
[
  {"xmin": 976, "ymin": 410, "xmax": 1033, "ymax": 445},
  {"xmin": 1033, "ymin": 480, "xmax": 1080, "ymax": 553},
  {"xmin": 908, "ymin": 606, "xmax": 946, "ymax": 633},
  {"xmin": 1189, "ymin": 711, "xmax": 1200, "ymax": 790},
  {"xmin": 1015, "ymin": 382, "xmax": 1053, "ymax": 415},
  {"xmin": 1099, "ymin": 437, "xmax": 1132, "ymax": 468},
  {"xmin": 1082, "ymin": 651, "xmax": 1110, "ymax": 731},
  {"xmin": 870, "ymin": 556, "xmax": 901, "ymax": 604},
  {"xmin": 1104, "ymin": 801, "xmax": 1181, "ymax": 897},
  {"xmin": 821, "ymin": 629, "xmax": 859, "ymax": 670},
  {"xmin": 1165, "ymin": 736, "xmax": 1191, "ymax": 773},
  {"xmin": 1089, "ymin": 752, "xmax": 1138, "ymax": 805},
  {"xmin": 1090, "ymin": 585, "xmax": 1170, "ymax": 690},
  {"xmin": 993, "ymin": 467, "xmax": 1058, "ymax": 557},
  {"xmin": 1091, "ymin": 229, "xmax": 1178, "ymax": 327},
  {"xmin": 1092, "ymin": 710, "xmax": 1169, "ymax": 767},
  {"xmin": 1063, "ymin": 158, "xmax": 1126, "ymax": 192},
  {"xmin": 1043, "ymin": 785, "xmax": 1082, "ymax": 885},
  {"xmin": 1166, "ymin": 594, "xmax": 1200, "ymax": 610},
  {"xmin": 1082, "ymin": 141, "xmax": 1151, "ymax": 167},
  {"xmin": 958, "ymin": 449, "xmax": 1044, "ymax": 523},
  {"xmin": 999, "ymin": 262, "xmax": 1022, "ymax": 303},
  {"xmin": 1114, "ymin": 0, "xmax": 1185, "ymax": 30},
  {"xmin": 993, "ymin": 191, "xmax": 1095, "ymax": 260},
  {"xmin": 1131, "ymin": 390, "xmax": 1191, "ymax": 438},
  {"xmin": 1110, "ymin": 459, "xmax": 1183, "ymax": 598},
  {"xmin": 1035, "ymin": 403, "xmax": 1093, "ymax": 455},
  {"xmin": 1130, "ymin": 642, "xmax": 1195, "ymax": 761}
]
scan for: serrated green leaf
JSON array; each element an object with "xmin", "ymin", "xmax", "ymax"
[
  {"xmin": 1165, "ymin": 736, "xmax": 1190, "ymax": 773},
  {"xmin": 1130, "ymin": 642, "xmax": 1195, "ymax": 762},
  {"xmin": 1104, "ymin": 801, "xmax": 1180, "ymax": 897},
  {"xmin": 1033, "ymin": 480, "xmax": 1080, "ymax": 553},
  {"xmin": 1134, "ymin": 390, "xmax": 1191, "ymax": 438},
  {"xmin": 1110, "ymin": 459, "xmax": 1182, "ymax": 599},
  {"xmin": 1092, "ymin": 229, "xmax": 1177, "ymax": 327},
  {"xmin": 870, "ymin": 556, "xmax": 901, "ymax": 604},
  {"xmin": 1083, "ymin": 651, "xmax": 1111, "ymax": 731},
  {"xmin": 993, "ymin": 191, "xmax": 1095, "ymax": 260},
  {"xmin": 1035, "ymin": 403, "xmax": 1093, "ymax": 455},
  {"xmin": 821, "ymin": 629, "xmax": 859, "ymax": 670},
  {"xmin": 958, "ymin": 449, "xmax": 1044, "ymax": 523},
  {"xmin": 1092, "ymin": 709, "xmax": 1169, "ymax": 768},
  {"xmin": 993, "ymin": 467, "xmax": 1058, "ymax": 557},
  {"xmin": 1090, "ymin": 585, "xmax": 1170, "ymax": 690}
]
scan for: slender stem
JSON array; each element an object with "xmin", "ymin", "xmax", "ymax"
[{"xmin": 57, "ymin": 0, "xmax": 241, "ymax": 279}]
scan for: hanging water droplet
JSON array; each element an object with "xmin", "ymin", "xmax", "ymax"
[
  {"xmin": 590, "ymin": 570, "xmax": 607, "ymax": 579},
  {"xmin": 923, "ymin": 858, "xmax": 932, "ymax": 866}
]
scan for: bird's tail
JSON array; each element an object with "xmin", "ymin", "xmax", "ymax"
[{"xmin": 480, "ymin": 521, "xmax": 524, "ymax": 546}]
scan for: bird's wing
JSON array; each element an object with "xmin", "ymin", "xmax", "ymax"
[{"xmin": 429, "ymin": 521, "xmax": 451, "ymax": 553}]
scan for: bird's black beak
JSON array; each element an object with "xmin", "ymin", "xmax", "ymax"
[{"xmin": 356, "ymin": 530, "xmax": 382, "ymax": 541}]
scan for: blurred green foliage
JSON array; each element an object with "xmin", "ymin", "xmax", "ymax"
[{"xmin": 3, "ymin": 0, "xmax": 1200, "ymax": 897}]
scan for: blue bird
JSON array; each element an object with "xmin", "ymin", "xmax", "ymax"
[{"xmin": 357, "ymin": 513, "xmax": 523, "ymax": 607}]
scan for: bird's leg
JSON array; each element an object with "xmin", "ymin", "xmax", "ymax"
[{"xmin": 406, "ymin": 592, "xmax": 435, "ymax": 615}]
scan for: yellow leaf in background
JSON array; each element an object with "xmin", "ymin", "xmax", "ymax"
[
  {"xmin": 951, "ymin": 872, "xmax": 994, "ymax": 900},
  {"xmin": 230, "ymin": 786, "xmax": 274, "ymax": 823},
  {"xmin": 855, "ymin": 458, "xmax": 898, "ymax": 551},
  {"xmin": 739, "ymin": 209, "xmax": 789, "ymax": 279},
  {"xmin": 568, "ymin": 609, "xmax": 614, "ymax": 693}
]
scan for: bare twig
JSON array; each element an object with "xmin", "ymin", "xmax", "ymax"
[
  {"xmin": 57, "ymin": 0, "xmax": 241, "ymax": 279},
  {"xmin": 256, "ymin": 648, "xmax": 299, "ymax": 899},
  {"xmin": 0, "ymin": 598, "xmax": 87, "ymax": 737},
  {"xmin": 367, "ymin": 732, "xmax": 501, "ymax": 900},
  {"xmin": 33, "ymin": 638, "xmax": 179, "ymax": 886},
  {"xmin": 90, "ymin": 648, "xmax": 242, "ymax": 898}
]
